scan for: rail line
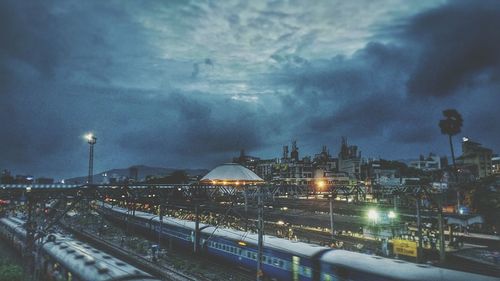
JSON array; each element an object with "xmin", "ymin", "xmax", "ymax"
[{"xmin": 60, "ymin": 222, "xmax": 203, "ymax": 281}]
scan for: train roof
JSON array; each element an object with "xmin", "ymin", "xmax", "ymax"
[
  {"xmin": 201, "ymin": 226, "xmax": 330, "ymax": 257},
  {"xmin": 1, "ymin": 216, "xmax": 159, "ymax": 281},
  {"xmin": 320, "ymin": 250, "xmax": 499, "ymax": 281},
  {"xmin": 103, "ymin": 204, "xmax": 210, "ymax": 230},
  {"xmin": 0, "ymin": 217, "xmax": 27, "ymax": 238},
  {"xmin": 103, "ymin": 204, "xmax": 329, "ymax": 257},
  {"xmin": 100, "ymin": 204, "xmax": 498, "ymax": 280},
  {"xmin": 8, "ymin": 216, "xmax": 26, "ymax": 225},
  {"xmin": 42, "ymin": 233, "xmax": 156, "ymax": 281}
]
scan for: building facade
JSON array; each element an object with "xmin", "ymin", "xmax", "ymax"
[
  {"xmin": 492, "ymin": 156, "xmax": 500, "ymax": 175},
  {"xmin": 338, "ymin": 137, "xmax": 361, "ymax": 179},
  {"xmin": 409, "ymin": 153, "xmax": 442, "ymax": 171},
  {"xmin": 457, "ymin": 138, "xmax": 493, "ymax": 179}
]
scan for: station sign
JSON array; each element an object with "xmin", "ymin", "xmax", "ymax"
[{"xmin": 393, "ymin": 239, "xmax": 417, "ymax": 257}]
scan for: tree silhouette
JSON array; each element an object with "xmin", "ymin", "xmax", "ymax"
[
  {"xmin": 439, "ymin": 109, "xmax": 463, "ymax": 212},
  {"xmin": 439, "ymin": 109, "xmax": 463, "ymax": 169}
]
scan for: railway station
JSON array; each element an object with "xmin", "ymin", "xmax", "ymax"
[
  {"xmin": 1, "ymin": 1, "xmax": 500, "ymax": 280},
  {"xmin": 0, "ymin": 163, "xmax": 499, "ymax": 281}
]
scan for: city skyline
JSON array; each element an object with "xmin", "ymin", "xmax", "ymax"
[{"xmin": 1, "ymin": 0, "xmax": 499, "ymax": 179}]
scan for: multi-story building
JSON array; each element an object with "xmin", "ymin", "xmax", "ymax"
[
  {"xmin": 338, "ymin": 137, "xmax": 361, "ymax": 179},
  {"xmin": 274, "ymin": 142, "xmax": 314, "ymax": 184},
  {"xmin": 313, "ymin": 145, "xmax": 339, "ymax": 174},
  {"xmin": 457, "ymin": 138, "xmax": 493, "ymax": 179},
  {"xmin": 492, "ymin": 155, "xmax": 500, "ymax": 175},
  {"xmin": 232, "ymin": 149, "xmax": 261, "ymax": 173},
  {"xmin": 234, "ymin": 141, "xmax": 346, "ymax": 185},
  {"xmin": 255, "ymin": 159, "xmax": 276, "ymax": 181},
  {"xmin": 409, "ymin": 153, "xmax": 442, "ymax": 171}
]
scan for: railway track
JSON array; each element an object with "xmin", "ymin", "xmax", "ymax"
[
  {"xmin": 60, "ymin": 222, "xmax": 203, "ymax": 281},
  {"xmin": 78, "ymin": 213, "xmax": 255, "ymax": 281}
]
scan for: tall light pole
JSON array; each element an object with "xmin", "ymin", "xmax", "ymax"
[
  {"xmin": 329, "ymin": 192, "xmax": 334, "ymax": 241},
  {"xmin": 256, "ymin": 186, "xmax": 264, "ymax": 281},
  {"xmin": 416, "ymin": 194, "xmax": 423, "ymax": 263},
  {"xmin": 317, "ymin": 180, "xmax": 335, "ymax": 241},
  {"xmin": 86, "ymin": 133, "xmax": 97, "ymax": 185}
]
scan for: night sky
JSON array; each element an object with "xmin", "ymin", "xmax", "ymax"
[{"xmin": 1, "ymin": 0, "xmax": 499, "ymax": 179}]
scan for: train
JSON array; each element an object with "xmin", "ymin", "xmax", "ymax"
[
  {"xmin": 98, "ymin": 203, "xmax": 499, "ymax": 281},
  {"xmin": 0, "ymin": 216, "xmax": 160, "ymax": 281}
]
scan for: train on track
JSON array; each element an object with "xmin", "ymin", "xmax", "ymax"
[
  {"xmin": 98, "ymin": 203, "xmax": 499, "ymax": 281},
  {"xmin": 0, "ymin": 216, "xmax": 160, "ymax": 281}
]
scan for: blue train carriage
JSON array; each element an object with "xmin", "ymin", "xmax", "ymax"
[
  {"xmin": 149, "ymin": 214, "xmax": 209, "ymax": 248},
  {"xmin": 99, "ymin": 203, "xmax": 147, "ymax": 222},
  {"xmin": 319, "ymin": 250, "xmax": 500, "ymax": 281},
  {"xmin": 102, "ymin": 204, "xmax": 207, "ymax": 249},
  {"xmin": 200, "ymin": 226, "xmax": 330, "ymax": 281},
  {"xmin": 98, "ymin": 204, "xmax": 155, "ymax": 235}
]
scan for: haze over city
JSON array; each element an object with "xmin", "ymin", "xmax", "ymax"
[{"xmin": 1, "ymin": 0, "xmax": 499, "ymax": 179}]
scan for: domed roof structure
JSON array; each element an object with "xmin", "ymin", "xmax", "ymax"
[{"xmin": 200, "ymin": 163, "xmax": 264, "ymax": 184}]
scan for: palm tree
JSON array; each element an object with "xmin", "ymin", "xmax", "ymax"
[
  {"xmin": 439, "ymin": 109, "xmax": 463, "ymax": 169},
  {"xmin": 439, "ymin": 109, "xmax": 463, "ymax": 216}
]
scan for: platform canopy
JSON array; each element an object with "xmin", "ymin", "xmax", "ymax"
[
  {"xmin": 445, "ymin": 214, "xmax": 484, "ymax": 226},
  {"xmin": 200, "ymin": 163, "xmax": 264, "ymax": 185}
]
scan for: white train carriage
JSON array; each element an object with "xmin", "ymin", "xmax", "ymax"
[
  {"xmin": 0, "ymin": 217, "xmax": 27, "ymax": 252},
  {"xmin": 39, "ymin": 233, "xmax": 159, "ymax": 281},
  {"xmin": 319, "ymin": 249, "xmax": 499, "ymax": 281},
  {"xmin": 0, "ymin": 216, "xmax": 160, "ymax": 281}
]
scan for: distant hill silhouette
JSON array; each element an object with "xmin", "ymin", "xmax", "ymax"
[{"xmin": 64, "ymin": 165, "xmax": 208, "ymax": 184}]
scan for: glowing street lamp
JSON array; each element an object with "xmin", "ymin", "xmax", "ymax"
[
  {"xmin": 316, "ymin": 180, "xmax": 326, "ymax": 190},
  {"xmin": 367, "ymin": 209, "xmax": 379, "ymax": 225},
  {"xmin": 388, "ymin": 210, "xmax": 397, "ymax": 238},
  {"xmin": 388, "ymin": 210, "xmax": 397, "ymax": 219}
]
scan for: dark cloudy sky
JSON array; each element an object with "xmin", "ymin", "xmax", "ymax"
[{"xmin": 1, "ymin": 0, "xmax": 499, "ymax": 179}]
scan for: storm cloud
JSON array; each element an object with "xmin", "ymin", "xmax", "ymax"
[{"xmin": 0, "ymin": 0, "xmax": 499, "ymax": 179}]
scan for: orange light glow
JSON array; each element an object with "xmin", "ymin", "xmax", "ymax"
[{"xmin": 316, "ymin": 180, "xmax": 326, "ymax": 189}]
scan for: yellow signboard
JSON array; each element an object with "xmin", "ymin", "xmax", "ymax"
[{"xmin": 393, "ymin": 239, "xmax": 417, "ymax": 257}]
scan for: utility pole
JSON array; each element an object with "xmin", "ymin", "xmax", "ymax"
[
  {"xmin": 158, "ymin": 204, "xmax": 163, "ymax": 251},
  {"xmin": 329, "ymin": 192, "xmax": 334, "ymax": 242},
  {"xmin": 416, "ymin": 193, "xmax": 423, "ymax": 263},
  {"xmin": 430, "ymin": 191, "xmax": 445, "ymax": 263},
  {"xmin": 193, "ymin": 185, "xmax": 200, "ymax": 254},
  {"xmin": 438, "ymin": 204, "xmax": 446, "ymax": 263},
  {"xmin": 25, "ymin": 193, "xmax": 36, "ymax": 276},
  {"xmin": 194, "ymin": 203, "xmax": 199, "ymax": 253},
  {"xmin": 244, "ymin": 189, "xmax": 248, "ymax": 231},
  {"xmin": 256, "ymin": 186, "xmax": 264, "ymax": 281}
]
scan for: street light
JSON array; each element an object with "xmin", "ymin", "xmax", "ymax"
[
  {"xmin": 388, "ymin": 210, "xmax": 396, "ymax": 219},
  {"xmin": 388, "ymin": 210, "xmax": 397, "ymax": 238},
  {"xmin": 316, "ymin": 180, "xmax": 326, "ymax": 190},
  {"xmin": 367, "ymin": 209, "xmax": 379, "ymax": 225},
  {"xmin": 85, "ymin": 133, "xmax": 97, "ymax": 184}
]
